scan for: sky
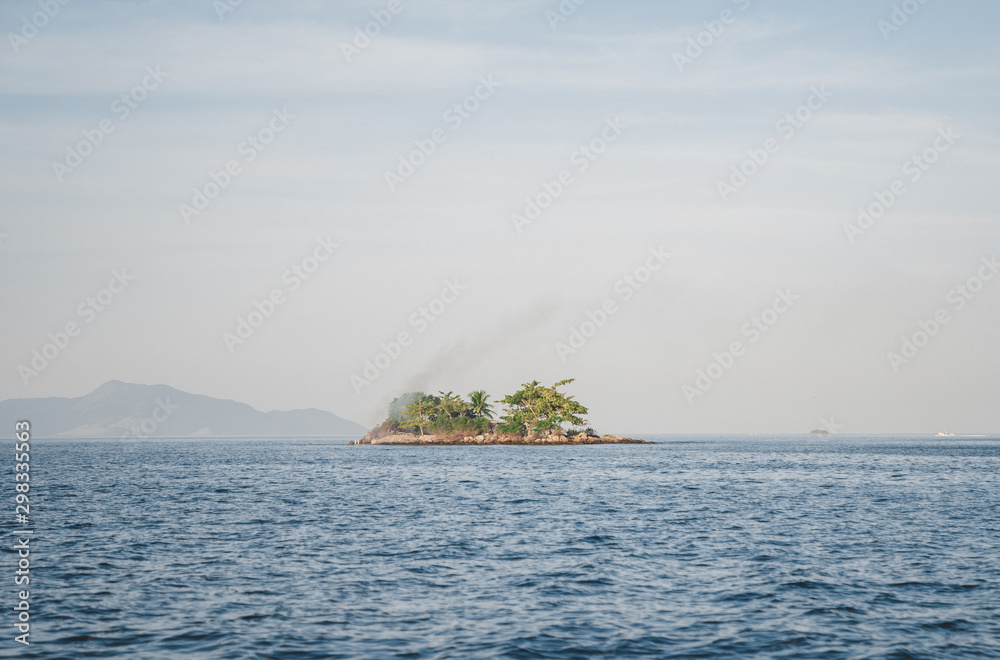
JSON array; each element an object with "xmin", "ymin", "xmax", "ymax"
[{"xmin": 1, "ymin": 0, "xmax": 998, "ymax": 435}]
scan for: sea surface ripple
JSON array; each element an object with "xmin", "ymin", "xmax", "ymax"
[{"xmin": 4, "ymin": 436, "xmax": 1000, "ymax": 658}]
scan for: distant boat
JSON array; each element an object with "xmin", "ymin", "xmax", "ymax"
[
  {"xmin": 809, "ymin": 429, "xmax": 830, "ymax": 435},
  {"xmin": 936, "ymin": 430, "xmax": 955, "ymax": 437}
]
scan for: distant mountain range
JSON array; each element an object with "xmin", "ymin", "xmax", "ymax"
[{"xmin": 0, "ymin": 380, "xmax": 367, "ymax": 439}]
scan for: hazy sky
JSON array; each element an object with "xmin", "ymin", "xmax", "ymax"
[{"xmin": 2, "ymin": 0, "xmax": 998, "ymax": 434}]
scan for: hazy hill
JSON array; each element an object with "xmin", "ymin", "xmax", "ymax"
[{"xmin": 0, "ymin": 380, "xmax": 366, "ymax": 438}]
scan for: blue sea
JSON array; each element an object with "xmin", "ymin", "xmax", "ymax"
[{"xmin": 4, "ymin": 436, "xmax": 1000, "ymax": 659}]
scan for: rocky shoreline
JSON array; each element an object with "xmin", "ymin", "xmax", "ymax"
[{"xmin": 350, "ymin": 431, "xmax": 652, "ymax": 446}]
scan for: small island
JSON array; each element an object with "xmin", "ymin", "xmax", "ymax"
[{"xmin": 351, "ymin": 379, "xmax": 651, "ymax": 446}]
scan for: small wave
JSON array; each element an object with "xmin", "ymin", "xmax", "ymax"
[
  {"xmin": 920, "ymin": 619, "xmax": 972, "ymax": 630},
  {"xmin": 718, "ymin": 591, "xmax": 774, "ymax": 602},
  {"xmin": 780, "ymin": 580, "xmax": 838, "ymax": 591}
]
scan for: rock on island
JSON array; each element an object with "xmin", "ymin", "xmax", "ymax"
[{"xmin": 351, "ymin": 430, "xmax": 650, "ymax": 446}]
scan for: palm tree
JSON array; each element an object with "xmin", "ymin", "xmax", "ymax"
[{"xmin": 468, "ymin": 390, "xmax": 494, "ymax": 420}]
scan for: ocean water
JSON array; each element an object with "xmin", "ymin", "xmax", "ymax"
[{"xmin": 4, "ymin": 436, "xmax": 1000, "ymax": 659}]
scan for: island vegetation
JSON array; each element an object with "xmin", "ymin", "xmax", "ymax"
[{"xmin": 351, "ymin": 379, "xmax": 650, "ymax": 445}]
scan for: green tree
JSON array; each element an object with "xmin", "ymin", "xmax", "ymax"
[
  {"xmin": 436, "ymin": 391, "xmax": 467, "ymax": 419},
  {"xmin": 403, "ymin": 393, "xmax": 439, "ymax": 436},
  {"xmin": 498, "ymin": 379, "xmax": 588, "ymax": 435},
  {"xmin": 468, "ymin": 390, "xmax": 494, "ymax": 420}
]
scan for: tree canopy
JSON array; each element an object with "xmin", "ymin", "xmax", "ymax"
[
  {"xmin": 468, "ymin": 390, "xmax": 494, "ymax": 420},
  {"xmin": 497, "ymin": 379, "xmax": 588, "ymax": 435},
  {"xmin": 373, "ymin": 379, "xmax": 589, "ymax": 437}
]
